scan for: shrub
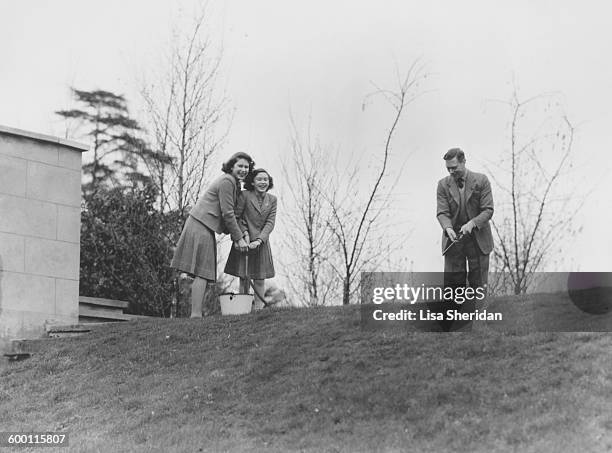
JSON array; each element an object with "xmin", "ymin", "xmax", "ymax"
[{"xmin": 79, "ymin": 185, "xmax": 182, "ymax": 316}]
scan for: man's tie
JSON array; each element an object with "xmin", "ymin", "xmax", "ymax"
[{"xmin": 457, "ymin": 177, "xmax": 464, "ymax": 189}]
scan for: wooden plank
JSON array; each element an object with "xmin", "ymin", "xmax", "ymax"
[
  {"xmin": 79, "ymin": 304, "xmax": 124, "ymax": 315},
  {"xmin": 79, "ymin": 306, "xmax": 135, "ymax": 321},
  {"xmin": 46, "ymin": 322, "xmax": 109, "ymax": 332},
  {"xmin": 122, "ymin": 313, "xmax": 152, "ymax": 319},
  {"xmin": 78, "ymin": 316, "xmax": 122, "ymax": 324},
  {"xmin": 79, "ymin": 306, "xmax": 152, "ymax": 321},
  {"xmin": 78, "ymin": 319, "xmax": 122, "ymax": 325},
  {"xmin": 79, "ymin": 296, "xmax": 129, "ymax": 309}
]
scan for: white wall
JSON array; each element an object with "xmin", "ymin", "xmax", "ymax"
[{"xmin": 0, "ymin": 125, "xmax": 86, "ymax": 348}]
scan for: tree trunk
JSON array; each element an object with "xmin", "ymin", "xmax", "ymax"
[{"xmin": 342, "ymin": 277, "xmax": 350, "ymax": 305}]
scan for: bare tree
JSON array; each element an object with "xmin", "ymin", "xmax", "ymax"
[
  {"xmin": 140, "ymin": 6, "xmax": 231, "ymax": 217},
  {"xmin": 486, "ymin": 89, "xmax": 582, "ymax": 294},
  {"xmin": 280, "ymin": 115, "xmax": 340, "ymax": 306},
  {"xmin": 326, "ymin": 60, "xmax": 429, "ymax": 305},
  {"xmin": 138, "ymin": 5, "xmax": 233, "ymax": 317}
]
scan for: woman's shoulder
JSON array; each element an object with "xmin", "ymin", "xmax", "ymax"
[
  {"xmin": 267, "ymin": 192, "xmax": 277, "ymax": 203},
  {"xmin": 218, "ymin": 173, "xmax": 236, "ymax": 183},
  {"xmin": 213, "ymin": 173, "xmax": 237, "ymax": 189},
  {"xmin": 239, "ymin": 189, "xmax": 254, "ymax": 200}
]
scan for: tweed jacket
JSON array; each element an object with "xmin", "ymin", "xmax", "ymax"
[
  {"xmin": 236, "ymin": 191, "xmax": 277, "ymax": 243},
  {"xmin": 436, "ymin": 169, "xmax": 494, "ymax": 255},
  {"xmin": 189, "ymin": 173, "xmax": 244, "ymax": 242}
]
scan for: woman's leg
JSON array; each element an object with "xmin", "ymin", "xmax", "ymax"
[
  {"xmin": 253, "ymin": 279, "xmax": 266, "ymax": 310},
  {"xmin": 191, "ymin": 276, "xmax": 209, "ymax": 318}
]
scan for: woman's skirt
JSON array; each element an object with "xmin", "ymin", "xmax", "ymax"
[
  {"xmin": 171, "ymin": 216, "xmax": 217, "ymax": 281},
  {"xmin": 224, "ymin": 240, "xmax": 275, "ymax": 280}
]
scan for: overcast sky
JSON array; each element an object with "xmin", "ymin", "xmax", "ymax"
[{"xmin": 1, "ymin": 0, "xmax": 610, "ymax": 275}]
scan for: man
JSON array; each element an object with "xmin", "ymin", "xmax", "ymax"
[{"xmin": 436, "ymin": 147, "xmax": 494, "ymax": 298}]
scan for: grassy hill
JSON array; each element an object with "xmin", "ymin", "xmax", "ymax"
[{"xmin": 1, "ymin": 296, "xmax": 611, "ymax": 452}]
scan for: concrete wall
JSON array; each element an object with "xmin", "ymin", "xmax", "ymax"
[{"xmin": 0, "ymin": 125, "xmax": 87, "ymax": 349}]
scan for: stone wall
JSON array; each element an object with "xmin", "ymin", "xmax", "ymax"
[{"xmin": 0, "ymin": 125, "xmax": 87, "ymax": 349}]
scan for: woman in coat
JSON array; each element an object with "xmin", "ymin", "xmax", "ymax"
[
  {"xmin": 224, "ymin": 168, "xmax": 277, "ymax": 309},
  {"xmin": 171, "ymin": 152, "xmax": 255, "ymax": 317}
]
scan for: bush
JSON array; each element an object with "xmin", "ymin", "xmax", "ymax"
[{"xmin": 79, "ymin": 185, "xmax": 182, "ymax": 316}]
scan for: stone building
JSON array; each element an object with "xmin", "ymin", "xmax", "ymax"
[{"xmin": 0, "ymin": 125, "xmax": 87, "ymax": 349}]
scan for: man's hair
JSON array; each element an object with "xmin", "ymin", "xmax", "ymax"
[
  {"xmin": 244, "ymin": 168, "xmax": 274, "ymax": 191},
  {"xmin": 221, "ymin": 152, "xmax": 255, "ymax": 174},
  {"xmin": 443, "ymin": 148, "xmax": 466, "ymax": 163}
]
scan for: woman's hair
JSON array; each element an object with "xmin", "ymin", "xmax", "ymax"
[
  {"xmin": 244, "ymin": 168, "xmax": 274, "ymax": 191},
  {"xmin": 221, "ymin": 152, "xmax": 255, "ymax": 174}
]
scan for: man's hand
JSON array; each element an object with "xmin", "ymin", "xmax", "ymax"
[
  {"xmin": 446, "ymin": 228, "xmax": 457, "ymax": 242},
  {"xmin": 460, "ymin": 220, "xmax": 475, "ymax": 235},
  {"xmin": 248, "ymin": 239, "xmax": 262, "ymax": 250}
]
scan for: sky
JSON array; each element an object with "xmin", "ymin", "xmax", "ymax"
[{"xmin": 1, "ymin": 0, "xmax": 611, "ymax": 278}]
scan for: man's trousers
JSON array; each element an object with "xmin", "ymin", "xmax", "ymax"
[{"xmin": 439, "ymin": 234, "xmax": 490, "ymax": 331}]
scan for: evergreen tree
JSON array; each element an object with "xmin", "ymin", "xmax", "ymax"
[
  {"xmin": 56, "ymin": 88, "xmax": 170, "ymax": 194},
  {"xmin": 79, "ymin": 184, "xmax": 183, "ymax": 316}
]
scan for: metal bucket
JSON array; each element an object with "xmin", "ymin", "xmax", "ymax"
[{"xmin": 219, "ymin": 293, "xmax": 253, "ymax": 315}]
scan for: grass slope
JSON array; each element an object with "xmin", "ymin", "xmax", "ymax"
[{"xmin": 1, "ymin": 296, "xmax": 611, "ymax": 453}]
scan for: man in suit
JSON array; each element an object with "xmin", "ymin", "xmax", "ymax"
[{"xmin": 436, "ymin": 147, "xmax": 494, "ymax": 296}]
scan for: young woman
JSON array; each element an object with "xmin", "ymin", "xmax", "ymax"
[
  {"xmin": 224, "ymin": 168, "xmax": 277, "ymax": 309},
  {"xmin": 171, "ymin": 152, "xmax": 255, "ymax": 317}
]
